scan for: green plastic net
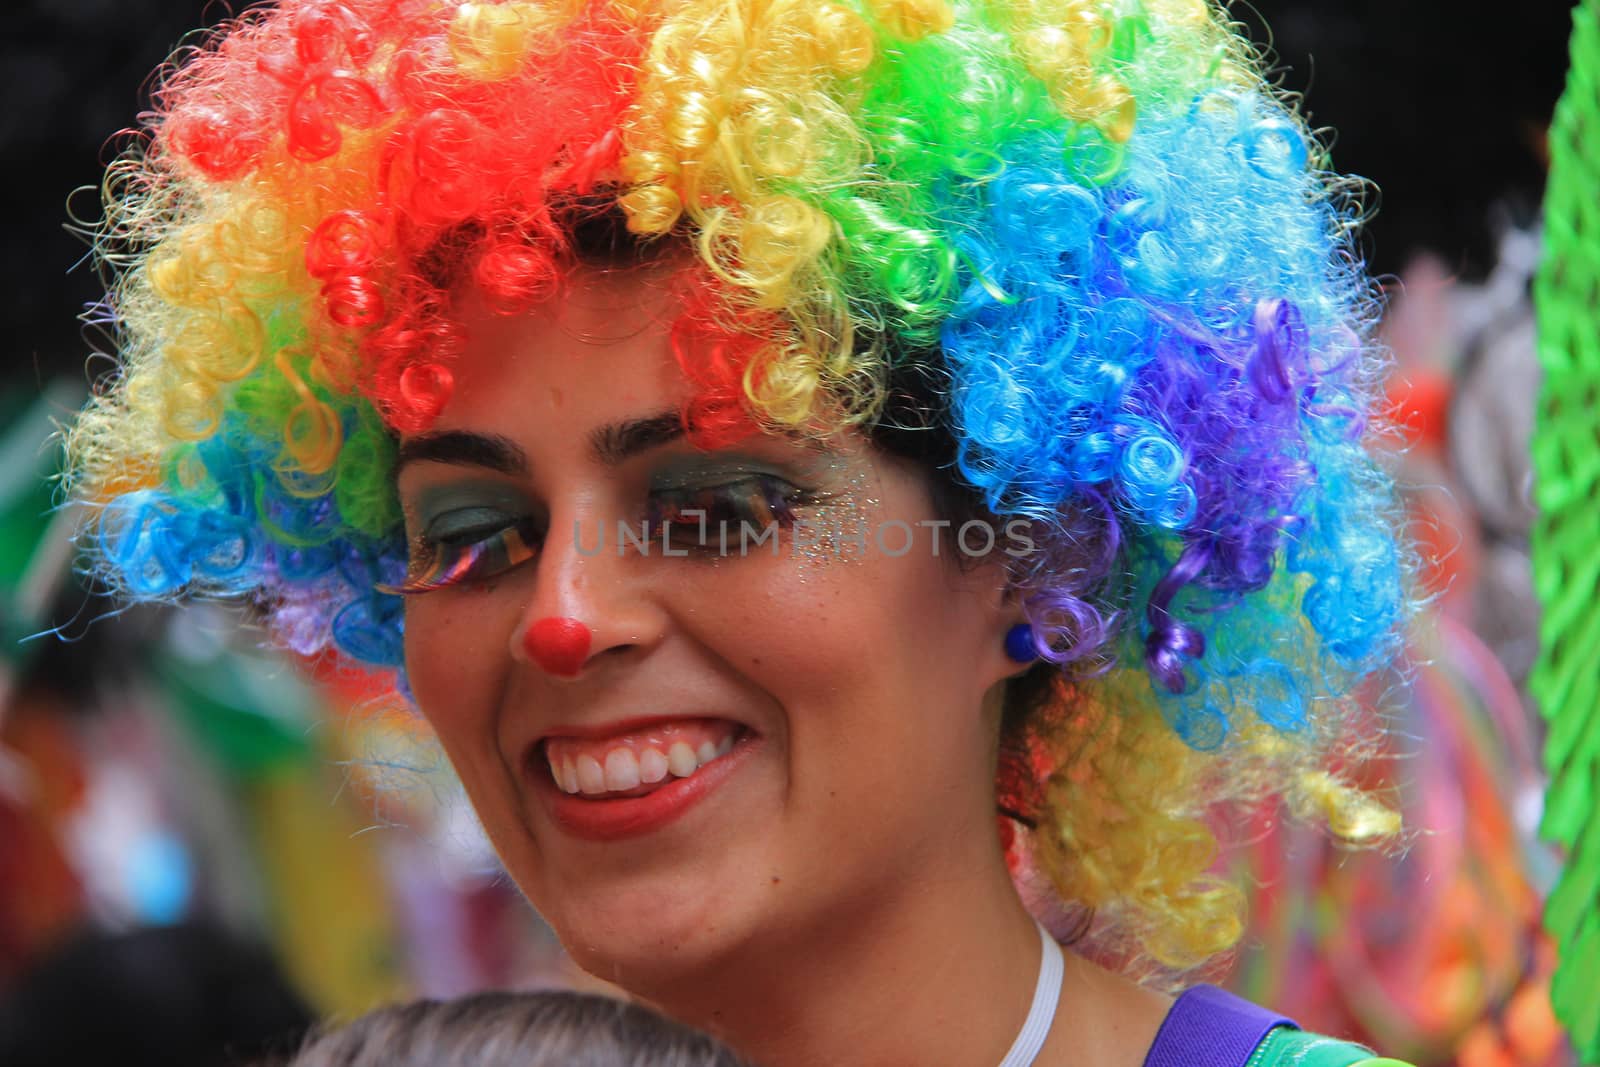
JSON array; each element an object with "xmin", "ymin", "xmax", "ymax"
[{"xmin": 1532, "ymin": 1, "xmax": 1600, "ymax": 1061}]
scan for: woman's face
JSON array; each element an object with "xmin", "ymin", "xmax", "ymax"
[{"xmin": 399, "ymin": 267, "xmax": 1023, "ymax": 987}]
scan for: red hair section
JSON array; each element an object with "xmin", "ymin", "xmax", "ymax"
[
  {"xmin": 154, "ymin": 0, "xmax": 690, "ymax": 435},
  {"xmin": 669, "ymin": 284, "xmax": 771, "ymax": 449}
]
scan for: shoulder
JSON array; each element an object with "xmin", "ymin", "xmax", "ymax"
[{"xmin": 1249, "ymin": 1027, "xmax": 1415, "ymax": 1067}]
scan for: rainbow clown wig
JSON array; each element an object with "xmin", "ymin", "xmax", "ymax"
[{"xmin": 69, "ymin": 0, "xmax": 1413, "ymax": 968}]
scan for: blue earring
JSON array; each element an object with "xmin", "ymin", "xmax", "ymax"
[{"xmin": 1004, "ymin": 623, "xmax": 1039, "ymax": 664}]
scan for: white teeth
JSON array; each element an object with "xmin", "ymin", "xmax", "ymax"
[
  {"xmin": 548, "ymin": 751, "xmax": 583, "ymax": 794},
  {"xmin": 667, "ymin": 742, "xmax": 698, "ymax": 777},
  {"xmin": 639, "ymin": 747, "xmax": 669, "ymax": 784},
  {"xmin": 576, "ymin": 755, "xmax": 607, "ymax": 795},
  {"xmin": 553, "ymin": 731, "xmax": 742, "ymax": 795},
  {"xmin": 604, "ymin": 748, "xmax": 641, "ymax": 791}
]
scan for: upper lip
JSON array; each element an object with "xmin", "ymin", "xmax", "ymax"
[{"xmin": 526, "ymin": 713, "xmax": 751, "ymax": 751}]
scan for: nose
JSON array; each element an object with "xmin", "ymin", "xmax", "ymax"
[
  {"xmin": 509, "ymin": 511, "xmax": 666, "ymax": 678},
  {"xmin": 522, "ymin": 617, "xmax": 591, "ymax": 677}
]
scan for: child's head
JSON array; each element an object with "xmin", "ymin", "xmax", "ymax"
[{"xmin": 283, "ymin": 991, "xmax": 751, "ymax": 1067}]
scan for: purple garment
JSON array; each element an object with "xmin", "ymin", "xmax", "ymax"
[{"xmin": 1142, "ymin": 985, "xmax": 1295, "ymax": 1067}]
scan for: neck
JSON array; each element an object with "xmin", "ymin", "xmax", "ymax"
[{"xmin": 639, "ymin": 837, "xmax": 1045, "ymax": 1067}]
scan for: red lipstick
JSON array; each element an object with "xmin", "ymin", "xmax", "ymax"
[{"xmin": 528, "ymin": 735, "xmax": 757, "ymax": 842}]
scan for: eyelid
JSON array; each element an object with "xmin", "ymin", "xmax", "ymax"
[
  {"xmin": 648, "ymin": 460, "xmax": 796, "ymax": 492},
  {"xmin": 650, "ymin": 472, "xmax": 804, "ymax": 505},
  {"xmin": 655, "ymin": 473, "xmax": 792, "ymax": 494},
  {"xmin": 422, "ymin": 505, "xmax": 521, "ymax": 542},
  {"xmin": 402, "ymin": 480, "xmax": 537, "ymax": 530}
]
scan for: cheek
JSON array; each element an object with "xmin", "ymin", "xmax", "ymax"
[
  {"xmin": 402, "ymin": 591, "xmax": 514, "ymax": 743},
  {"xmin": 402, "ymin": 592, "xmax": 540, "ymax": 861},
  {"xmin": 690, "ymin": 562, "xmax": 886, "ymax": 687},
  {"xmin": 687, "ymin": 556, "xmax": 986, "ymax": 752}
]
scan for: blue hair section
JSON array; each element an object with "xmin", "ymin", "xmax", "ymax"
[
  {"xmin": 92, "ymin": 411, "xmax": 409, "ymax": 670},
  {"xmin": 937, "ymin": 89, "xmax": 1405, "ymax": 746}
]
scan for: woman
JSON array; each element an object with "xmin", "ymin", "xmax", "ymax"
[{"xmin": 68, "ymin": 1, "xmax": 1415, "ymax": 1064}]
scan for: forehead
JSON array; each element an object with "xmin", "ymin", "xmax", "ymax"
[{"xmin": 433, "ymin": 265, "xmax": 695, "ymax": 437}]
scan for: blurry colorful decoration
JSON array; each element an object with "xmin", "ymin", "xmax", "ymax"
[
  {"xmin": 246, "ymin": 758, "xmax": 410, "ymax": 1017},
  {"xmin": 153, "ymin": 637, "xmax": 315, "ymax": 778},
  {"xmin": 0, "ymin": 693, "xmax": 87, "ymax": 981},
  {"xmin": 1385, "ymin": 367, "xmax": 1456, "ymax": 455},
  {"xmin": 151, "ymin": 625, "xmax": 410, "ymax": 1014},
  {"xmin": 1230, "ymin": 615, "xmax": 1564, "ymax": 1065},
  {"xmin": 1532, "ymin": 0, "xmax": 1600, "ymax": 1061},
  {"xmin": 0, "ymin": 381, "xmax": 407, "ymax": 1014},
  {"xmin": 0, "ymin": 385, "xmax": 91, "ymax": 976}
]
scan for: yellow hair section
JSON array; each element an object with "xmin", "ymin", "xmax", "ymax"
[
  {"xmin": 1238, "ymin": 721, "xmax": 1403, "ymax": 843},
  {"xmin": 1034, "ymin": 671, "xmax": 1244, "ymax": 968},
  {"xmin": 72, "ymin": 110, "xmax": 374, "ymax": 507},
  {"xmin": 621, "ymin": 0, "xmax": 886, "ymax": 433},
  {"xmin": 274, "ymin": 348, "xmax": 345, "ymax": 482},
  {"xmin": 1290, "ymin": 770, "xmax": 1402, "ymax": 842},
  {"xmin": 1031, "ymin": 667, "xmax": 1402, "ymax": 971},
  {"xmin": 979, "ymin": 0, "xmax": 1243, "ymax": 142},
  {"xmin": 980, "ymin": 0, "xmax": 1137, "ymax": 140},
  {"xmin": 869, "ymin": 0, "xmax": 955, "ymax": 40},
  {"xmin": 449, "ymin": 0, "xmax": 587, "ymax": 80}
]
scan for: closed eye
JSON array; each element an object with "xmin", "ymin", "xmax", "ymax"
[
  {"xmin": 391, "ymin": 515, "xmax": 543, "ymax": 594},
  {"xmin": 644, "ymin": 476, "xmax": 816, "ymax": 550}
]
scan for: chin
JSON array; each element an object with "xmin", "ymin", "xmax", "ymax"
[{"xmin": 541, "ymin": 875, "xmax": 760, "ymax": 991}]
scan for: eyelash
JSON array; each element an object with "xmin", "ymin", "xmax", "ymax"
[
  {"xmin": 395, "ymin": 476, "xmax": 816, "ymax": 595},
  {"xmin": 396, "ymin": 516, "xmax": 542, "ymax": 595}
]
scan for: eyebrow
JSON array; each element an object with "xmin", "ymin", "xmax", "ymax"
[
  {"xmin": 395, "ymin": 410, "xmax": 688, "ymax": 476},
  {"xmin": 589, "ymin": 410, "xmax": 686, "ymax": 466},
  {"xmin": 397, "ymin": 430, "xmax": 528, "ymax": 475}
]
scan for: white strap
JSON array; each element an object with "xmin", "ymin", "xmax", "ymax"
[{"xmin": 996, "ymin": 922, "xmax": 1064, "ymax": 1067}]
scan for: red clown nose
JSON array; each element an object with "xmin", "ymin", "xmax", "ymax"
[{"xmin": 522, "ymin": 617, "xmax": 593, "ymax": 677}]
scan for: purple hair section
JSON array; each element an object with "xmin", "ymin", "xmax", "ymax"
[{"xmin": 1144, "ymin": 542, "xmax": 1211, "ymax": 695}]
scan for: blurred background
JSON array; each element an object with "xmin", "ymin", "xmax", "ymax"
[{"xmin": 0, "ymin": 2, "xmax": 1582, "ymax": 1065}]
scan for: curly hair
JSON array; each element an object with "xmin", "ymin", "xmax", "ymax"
[{"xmin": 68, "ymin": 0, "xmax": 1411, "ymax": 972}]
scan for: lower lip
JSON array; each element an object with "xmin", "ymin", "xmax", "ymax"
[{"xmin": 530, "ymin": 734, "xmax": 758, "ymax": 842}]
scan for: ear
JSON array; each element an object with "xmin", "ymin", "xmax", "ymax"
[{"xmin": 970, "ymin": 565, "xmax": 1035, "ymax": 691}]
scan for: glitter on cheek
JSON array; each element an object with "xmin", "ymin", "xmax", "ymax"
[{"xmin": 786, "ymin": 455, "xmax": 884, "ymax": 567}]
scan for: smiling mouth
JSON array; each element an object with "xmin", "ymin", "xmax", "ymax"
[{"xmin": 542, "ymin": 719, "xmax": 747, "ymax": 799}]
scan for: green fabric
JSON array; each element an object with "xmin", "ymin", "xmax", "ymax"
[
  {"xmin": 1532, "ymin": 1, "xmax": 1600, "ymax": 1063},
  {"xmin": 0, "ymin": 383, "xmax": 84, "ymax": 665},
  {"xmin": 1246, "ymin": 1027, "xmax": 1411, "ymax": 1067},
  {"xmin": 153, "ymin": 648, "xmax": 316, "ymax": 778}
]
